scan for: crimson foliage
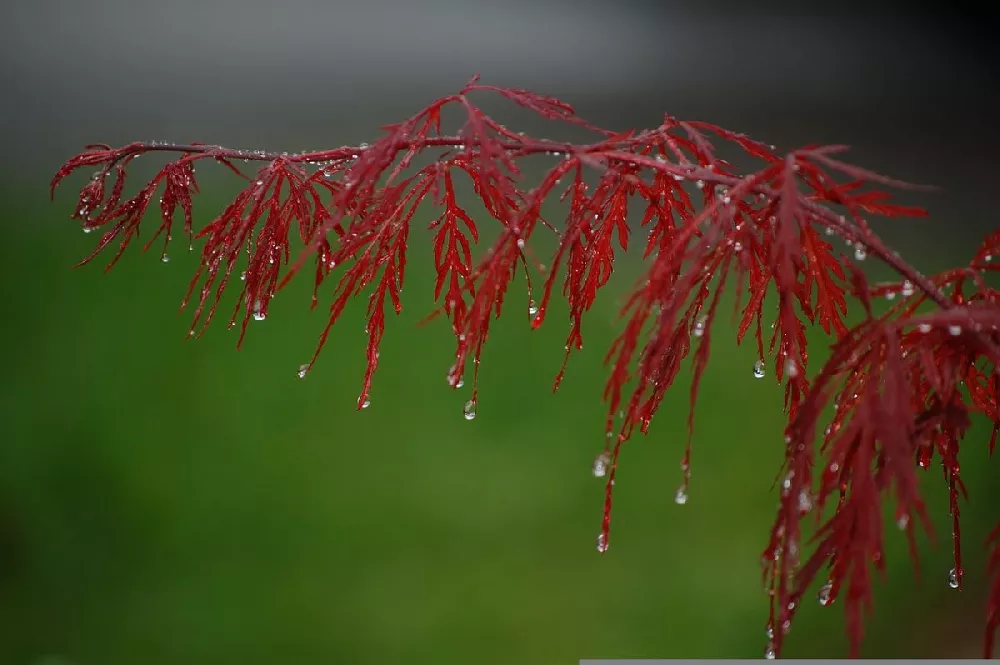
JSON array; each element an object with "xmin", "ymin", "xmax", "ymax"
[{"xmin": 52, "ymin": 77, "xmax": 1000, "ymax": 658}]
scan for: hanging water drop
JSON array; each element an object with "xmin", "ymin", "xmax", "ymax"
[
  {"xmin": 854, "ymin": 244, "xmax": 867, "ymax": 261},
  {"xmin": 296, "ymin": 364, "xmax": 309, "ymax": 379},
  {"xmin": 592, "ymin": 451, "xmax": 610, "ymax": 478},
  {"xmin": 596, "ymin": 532, "xmax": 609, "ymax": 553},
  {"xmin": 674, "ymin": 486, "xmax": 688, "ymax": 505},
  {"xmin": 948, "ymin": 325, "xmax": 961, "ymax": 336},
  {"xmin": 528, "ymin": 299, "xmax": 539, "ymax": 316},
  {"xmin": 948, "ymin": 567, "xmax": 960, "ymax": 589},
  {"xmin": 753, "ymin": 360, "xmax": 766, "ymax": 379},
  {"xmin": 818, "ymin": 580, "xmax": 833, "ymax": 606},
  {"xmin": 901, "ymin": 280, "xmax": 914, "ymax": 297},
  {"xmin": 252, "ymin": 299, "xmax": 266, "ymax": 321},
  {"xmin": 764, "ymin": 644, "xmax": 776, "ymax": 660},
  {"xmin": 463, "ymin": 400, "xmax": 477, "ymax": 421},
  {"xmin": 359, "ymin": 397, "xmax": 371, "ymax": 409},
  {"xmin": 918, "ymin": 323, "xmax": 932, "ymax": 333},
  {"xmin": 695, "ymin": 179, "xmax": 704, "ymax": 189},
  {"xmin": 693, "ymin": 316, "xmax": 706, "ymax": 337}
]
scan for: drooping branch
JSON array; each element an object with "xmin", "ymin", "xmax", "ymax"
[{"xmin": 51, "ymin": 76, "xmax": 1000, "ymax": 659}]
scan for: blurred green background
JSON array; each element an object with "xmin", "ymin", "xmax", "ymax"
[
  {"xmin": 1, "ymin": 3, "xmax": 998, "ymax": 659},
  {"xmin": 0, "ymin": 162, "xmax": 996, "ymax": 665}
]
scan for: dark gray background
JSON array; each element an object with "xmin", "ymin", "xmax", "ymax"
[{"xmin": 3, "ymin": 1, "xmax": 997, "ymax": 242}]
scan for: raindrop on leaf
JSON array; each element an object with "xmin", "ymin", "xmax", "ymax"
[
  {"xmin": 753, "ymin": 360, "xmax": 766, "ymax": 379},
  {"xmin": 693, "ymin": 316, "xmax": 706, "ymax": 337},
  {"xmin": 818, "ymin": 580, "xmax": 833, "ymax": 606},
  {"xmin": 948, "ymin": 567, "xmax": 960, "ymax": 589}
]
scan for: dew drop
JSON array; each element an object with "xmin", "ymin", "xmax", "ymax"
[
  {"xmin": 160, "ymin": 254, "xmax": 170, "ymax": 263},
  {"xmin": 596, "ymin": 532, "xmax": 609, "ymax": 553},
  {"xmin": 359, "ymin": 397, "xmax": 371, "ymax": 409},
  {"xmin": 798, "ymin": 489, "xmax": 813, "ymax": 513},
  {"xmin": 296, "ymin": 364, "xmax": 309, "ymax": 379},
  {"xmin": 83, "ymin": 226, "xmax": 94, "ymax": 234},
  {"xmin": 948, "ymin": 567, "xmax": 960, "ymax": 589},
  {"xmin": 240, "ymin": 271, "xmax": 247, "ymax": 281},
  {"xmin": 896, "ymin": 514, "xmax": 909, "ymax": 530},
  {"xmin": 765, "ymin": 624, "xmax": 774, "ymax": 640},
  {"xmin": 784, "ymin": 358, "xmax": 799, "ymax": 378},
  {"xmin": 252, "ymin": 299, "xmax": 266, "ymax": 321},
  {"xmin": 592, "ymin": 451, "xmax": 610, "ymax": 478},
  {"xmin": 949, "ymin": 325, "xmax": 961, "ymax": 336},
  {"xmin": 901, "ymin": 280, "xmax": 914, "ymax": 297},
  {"xmin": 818, "ymin": 580, "xmax": 833, "ymax": 606},
  {"xmin": 528, "ymin": 299, "xmax": 539, "ymax": 316},
  {"xmin": 854, "ymin": 244, "xmax": 867, "ymax": 261},
  {"xmin": 764, "ymin": 644, "xmax": 776, "ymax": 660},
  {"xmin": 695, "ymin": 179, "xmax": 704, "ymax": 189},
  {"xmin": 674, "ymin": 486, "xmax": 688, "ymax": 505},
  {"xmin": 753, "ymin": 359, "xmax": 766, "ymax": 379},
  {"xmin": 885, "ymin": 290, "xmax": 895, "ymax": 301},
  {"xmin": 918, "ymin": 323, "xmax": 932, "ymax": 333},
  {"xmin": 693, "ymin": 316, "xmax": 706, "ymax": 337},
  {"xmin": 733, "ymin": 241, "xmax": 743, "ymax": 252},
  {"xmin": 463, "ymin": 400, "xmax": 477, "ymax": 421}
]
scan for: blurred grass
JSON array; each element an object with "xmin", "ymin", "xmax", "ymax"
[{"xmin": 0, "ymin": 179, "xmax": 996, "ymax": 665}]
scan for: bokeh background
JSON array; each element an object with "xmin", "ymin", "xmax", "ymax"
[{"xmin": 1, "ymin": 1, "xmax": 998, "ymax": 663}]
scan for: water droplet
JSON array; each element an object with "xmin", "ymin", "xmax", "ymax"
[
  {"xmin": 885, "ymin": 290, "xmax": 896, "ymax": 300},
  {"xmin": 798, "ymin": 489, "xmax": 813, "ymax": 513},
  {"xmin": 896, "ymin": 514, "xmax": 909, "ymax": 530},
  {"xmin": 82, "ymin": 226, "xmax": 94, "ymax": 234},
  {"xmin": 463, "ymin": 400, "xmax": 477, "ymax": 421},
  {"xmin": 252, "ymin": 299, "xmax": 266, "ymax": 321},
  {"xmin": 764, "ymin": 644, "xmax": 776, "ymax": 659},
  {"xmin": 596, "ymin": 532, "xmax": 609, "ymax": 553},
  {"xmin": 160, "ymin": 254, "xmax": 170, "ymax": 263},
  {"xmin": 359, "ymin": 397, "xmax": 371, "ymax": 409},
  {"xmin": 918, "ymin": 323, "xmax": 932, "ymax": 333},
  {"xmin": 240, "ymin": 271, "xmax": 247, "ymax": 281},
  {"xmin": 592, "ymin": 451, "xmax": 610, "ymax": 478},
  {"xmin": 674, "ymin": 486, "xmax": 688, "ymax": 505},
  {"xmin": 528, "ymin": 299, "xmax": 539, "ymax": 316},
  {"xmin": 949, "ymin": 325, "xmax": 961, "ymax": 336},
  {"xmin": 901, "ymin": 280, "xmax": 914, "ymax": 297},
  {"xmin": 818, "ymin": 580, "xmax": 833, "ymax": 605},
  {"xmin": 296, "ymin": 364, "xmax": 309, "ymax": 379},
  {"xmin": 516, "ymin": 238, "xmax": 525, "ymax": 249},
  {"xmin": 784, "ymin": 358, "xmax": 799, "ymax": 378},
  {"xmin": 753, "ymin": 360, "xmax": 766, "ymax": 379},
  {"xmin": 695, "ymin": 180, "xmax": 704, "ymax": 189},
  {"xmin": 733, "ymin": 241, "xmax": 743, "ymax": 252},
  {"xmin": 693, "ymin": 316, "xmax": 706, "ymax": 337},
  {"xmin": 948, "ymin": 567, "xmax": 960, "ymax": 589},
  {"xmin": 854, "ymin": 244, "xmax": 867, "ymax": 261}
]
